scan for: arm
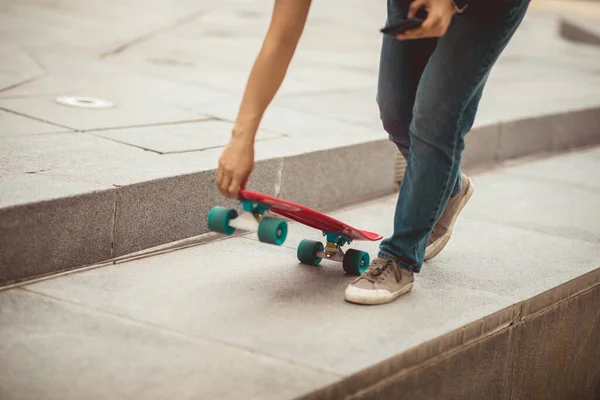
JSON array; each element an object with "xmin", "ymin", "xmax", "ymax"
[{"xmin": 217, "ymin": 0, "xmax": 312, "ymax": 198}]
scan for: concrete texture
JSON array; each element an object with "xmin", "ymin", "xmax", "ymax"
[
  {"xmin": 460, "ymin": 173, "xmax": 600, "ymax": 244},
  {"xmin": 0, "ymin": 44, "xmax": 45, "ymax": 91},
  {"xmin": 0, "ymin": 290, "xmax": 338, "ymax": 400},
  {"xmin": 460, "ymin": 125, "xmax": 501, "ymax": 169},
  {"xmin": 22, "ymin": 237, "xmax": 512, "ymax": 375},
  {"xmin": 2, "ymin": 2, "xmax": 600, "ymax": 284},
  {"xmin": 0, "ymin": 94, "xmax": 207, "ymax": 132},
  {"xmin": 1, "ymin": 149, "xmax": 598, "ymax": 398},
  {"xmin": 304, "ymin": 276, "xmax": 600, "ymax": 400},
  {"xmin": 345, "ymin": 329, "xmax": 513, "ymax": 400},
  {"xmin": 112, "ymin": 158, "xmax": 281, "ymax": 256},
  {"xmin": 509, "ymin": 282, "xmax": 600, "ymax": 400},
  {"xmin": 278, "ymin": 141, "xmax": 397, "ymax": 210},
  {"xmin": 0, "ymin": 173, "xmax": 112, "ymax": 208},
  {"xmin": 257, "ymin": 206, "xmax": 600, "ymax": 300},
  {"xmin": 0, "ymin": 109, "xmax": 64, "ymax": 137},
  {"xmin": 89, "ymin": 120, "xmax": 283, "ymax": 154},
  {"xmin": 0, "ymin": 189, "xmax": 116, "ymax": 284},
  {"xmin": 0, "ymin": 133, "xmax": 158, "ymax": 177},
  {"xmin": 501, "ymin": 146, "xmax": 600, "ymax": 192},
  {"xmin": 498, "ymin": 109, "xmax": 600, "ymax": 160}
]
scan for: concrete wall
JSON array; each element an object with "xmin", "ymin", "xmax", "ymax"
[{"xmin": 302, "ymin": 269, "xmax": 600, "ymax": 400}]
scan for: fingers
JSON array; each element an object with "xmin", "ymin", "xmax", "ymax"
[
  {"xmin": 219, "ymin": 174, "xmax": 233, "ymax": 198},
  {"xmin": 397, "ymin": 13, "xmax": 446, "ymax": 40},
  {"xmin": 227, "ymin": 174, "xmax": 243, "ymax": 199},
  {"xmin": 216, "ymin": 166, "xmax": 223, "ymax": 188},
  {"xmin": 397, "ymin": 20, "xmax": 435, "ymax": 40},
  {"xmin": 407, "ymin": 0, "xmax": 426, "ymax": 18},
  {"xmin": 217, "ymin": 164, "xmax": 246, "ymax": 199}
]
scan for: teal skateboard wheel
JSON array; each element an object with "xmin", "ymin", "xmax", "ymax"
[
  {"xmin": 207, "ymin": 206, "xmax": 238, "ymax": 235},
  {"xmin": 343, "ymin": 249, "xmax": 370, "ymax": 275},
  {"xmin": 297, "ymin": 239, "xmax": 325, "ymax": 265},
  {"xmin": 257, "ymin": 217, "xmax": 288, "ymax": 246}
]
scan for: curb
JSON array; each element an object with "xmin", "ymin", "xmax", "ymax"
[
  {"xmin": 299, "ymin": 268, "xmax": 600, "ymax": 400},
  {"xmin": 1, "ymin": 107, "xmax": 600, "ymax": 286}
]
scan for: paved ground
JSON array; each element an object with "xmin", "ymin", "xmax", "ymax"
[
  {"xmin": 1, "ymin": 1, "xmax": 600, "ymax": 397},
  {"xmin": 2, "ymin": 147, "xmax": 599, "ymax": 399},
  {"xmin": 2, "ymin": 0, "xmax": 600, "ymax": 198}
]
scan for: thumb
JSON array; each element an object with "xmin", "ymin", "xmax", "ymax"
[{"xmin": 408, "ymin": 0, "xmax": 427, "ymax": 19}]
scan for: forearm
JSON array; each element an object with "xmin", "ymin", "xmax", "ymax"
[
  {"xmin": 232, "ymin": 40, "xmax": 297, "ymax": 142},
  {"xmin": 231, "ymin": 0, "xmax": 311, "ymax": 143}
]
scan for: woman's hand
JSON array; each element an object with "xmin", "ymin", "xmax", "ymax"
[
  {"xmin": 397, "ymin": 0, "xmax": 456, "ymax": 40},
  {"xmin": 217, "ymin": 137, "xmax": 255, "ymax": 199},
  {"xmin": 214, "ymin": 0, "xmax": 311, "ymax": 199}
]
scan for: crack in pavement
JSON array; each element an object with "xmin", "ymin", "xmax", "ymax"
[{"xmin": 99, "ymin": 9, "xmax": 208, "ymax": 59}]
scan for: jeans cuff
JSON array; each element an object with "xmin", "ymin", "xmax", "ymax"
[{"xmin": 377, "ymin": 251, "xmax": 421, "ymax": 273}]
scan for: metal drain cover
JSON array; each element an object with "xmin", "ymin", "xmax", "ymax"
[{"xmin": 56, "ymin": 96, "xmax": 114, "ymax": 109}]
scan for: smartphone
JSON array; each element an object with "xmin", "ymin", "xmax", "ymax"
[{"xmin": 380, "ymin": 17, "xmax": 424, "ymax": 36}]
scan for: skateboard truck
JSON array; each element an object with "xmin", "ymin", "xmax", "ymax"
[
  {"xmin": 295, "ymin": 231, "xmax": 369, "ymax": 275},
  {"xmin": 317, "ymin": 232, "xmax": 348, "ymax": 262}
]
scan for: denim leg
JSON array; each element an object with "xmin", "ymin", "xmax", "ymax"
[
  {"xmin": 376, "ymin": 0, "xmax": 437, "ymax": 159},
  {"xmin": 450, "ymin": 83, "xmax": 485, "ymax": 196},
  {"xmin": 379, "ymin": 0, "xmax": 530, "ymax": 272}
]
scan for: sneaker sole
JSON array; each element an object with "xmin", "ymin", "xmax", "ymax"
[
  {"xmin": 344, "ymin": 282, "xmax": 414, "ymax": 305},
  {"xmin": 424, "ymin": 178, "xmax": 475, "ymax": 261}
]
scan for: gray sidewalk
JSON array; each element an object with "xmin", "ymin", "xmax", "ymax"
[
  {"xmin": 2, "ymin": 0, "xmax": 600, "ymax": 285},
  {"xmin": 1, "ymin": 147, "xmax": 599, "ymax": 399}
]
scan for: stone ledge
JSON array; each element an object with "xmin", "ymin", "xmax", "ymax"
[
  {"xmin": 1, "ymin": 107, "xmax": 600, "ymax": 286},
  {"xmin": 299, "ymin": 268, "xmax": 600, "ymax": 400}
]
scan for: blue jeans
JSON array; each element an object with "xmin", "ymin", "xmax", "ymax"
[{"xmin": 377, "ymin": 0, "xmax": 530, "ymax": 272}]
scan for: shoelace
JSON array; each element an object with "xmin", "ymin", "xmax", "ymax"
[{"xmin": 362, "ymin": 258, "xmax": 402, "ymax": 284}]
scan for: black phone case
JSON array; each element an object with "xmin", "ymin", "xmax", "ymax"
[{"xmin": 380, "ymin": 17, "xmax": 424, "ymax": 35}]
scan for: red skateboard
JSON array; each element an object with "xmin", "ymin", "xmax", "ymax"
[{"xmin": 207, "ymin": 189, "xmax": 382, "ymax": 275}]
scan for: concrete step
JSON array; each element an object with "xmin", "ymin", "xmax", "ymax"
[
  {"xmin": 3, "ymin": 10, "xmax": 600, "ymax": 286},
  {"xmin": 1, "ymin": 147, "xmax": 599, "ymax": 399}
]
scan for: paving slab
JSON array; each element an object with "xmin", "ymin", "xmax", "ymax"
[
  {"xmin": 23, "ymin": 237, "xmax": 514, "ymax": 376},
  {"xmin": 89, "ymin": 119, "xmax": 284, "ymax": 154},
  {"xmin": 0, "ymin": 0, "xmax": 212, "ymax": 55},
  {"xmin": 0, "ymin": 93, "xmax": 207, "ymax": 132},
  {"xmin": 0, "ymin": 132, "xmax": 158, "ymax": 177},
  {"xmin": 500, "ymin": 146, "xmax": 600, "ymax": 192},
  {"xmin": 0, "ymin": 44, "xmax": 45, "ymax": 91},
  {"xmin": 0, "ymin": 173, "xmax": 112, "ymax": 208},
  {"xmin": 460, "ymin": 172, "xmax": 600, "ymax": 244},
  {"xmin": 0, "ymin": 290, "xmax": 338, "ymax": 400},
  {"xmin": 0, "ymin": 109, "xmax": 66, "ymax": 138},
  {"xmin": 36, "ymin": 147, "xmax": 225, "ymax": 187}
]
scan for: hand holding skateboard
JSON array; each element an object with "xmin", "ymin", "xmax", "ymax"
[{"xmin": 217, "ymin": 137, "xmax": 254, "ymax": 199}]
